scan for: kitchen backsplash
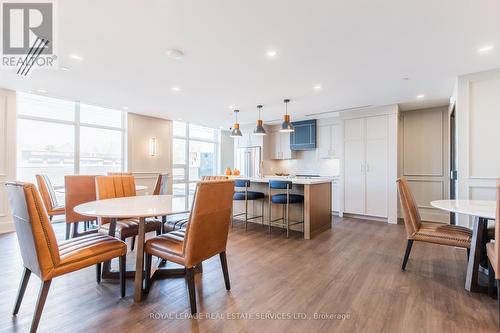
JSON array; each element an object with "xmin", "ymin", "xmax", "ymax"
[{"xmin": 263, "ymin": 150, "xmax": 340, "ymax": 177}]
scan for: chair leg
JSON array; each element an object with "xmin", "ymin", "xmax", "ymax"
[
  {"xmin": 49, "ymin": 215, "xmax": 53, "ymax": 222},
  {"xmin": 131, "ymin": 237, "xmax": 136, "ymax": 251},
  {"xmin": 96, "ymin": 263, "xmax": 102, "ymax": 283},
  {"xmin": 119, "ymin": 255, "xmax": 126, "ymax": 297},
  {"xmin": 467, "ymin": 248, "xmax": 471, "ymax": 262},
  {"xmin": 161, "ymin": 216, "xmax": 166, "ymax": 234},
  {"xmin": 13, "ymin": 268, "xmax": 31, "ymax": 315},
  {"xmin": 31, "ymin": 280, "xmax": 51, "ymax": 333},
  {"xmin": 186, "ymin": 268, "xmax": 197, "ymax": 314},
  {"xmin": 245, "ymin": 198, "xmax": 248, "ymax": 231},
  {"xmin": 401, "ymin": 239, "xmax": 414, "ymax": 271},
  {"xmin": 489, "ymin": 259, "xmax": 495, "ymax": 298},
  {"xmin": 219, "ymin": 252, "xmax": 231, "ymax": 290},
  {"xmin": 286, "ymin": 203, "xmax": 290, "ymax": 238},
  {"xmin": 72, "ymin": 222, "xmax": 79, "ymax": 238},
  {"xmin": 144, "ymin": 253, "xmax": 152, "ymax": 293},
  {"xmin": 261, "ymin": 199, "xmax": 265, "ymax": 225}
]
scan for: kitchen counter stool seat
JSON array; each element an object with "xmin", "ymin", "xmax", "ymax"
[
  {"xmin": 233, "ymin": 179, "xmax": 265, "ymax": 230},
  {"xmin": 268, "ymin": 180, "xmax": 304, "ymax": 238}
]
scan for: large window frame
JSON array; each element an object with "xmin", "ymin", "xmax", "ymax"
[
  {"xmin": 16, "ymin": 93, "xmax": 127, "ymax": 186},
  {"xmin": 172, "ymin": 121, "xmax": 220, "ymax": 209}
]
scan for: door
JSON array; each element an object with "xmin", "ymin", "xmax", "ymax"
[
  {"xmin": 365, "ymin": 116, "xmax": 388, "ymax": 217},
  {"xmin": 344, "ymin": 118, "xmax": 364, "ymax": 214}
]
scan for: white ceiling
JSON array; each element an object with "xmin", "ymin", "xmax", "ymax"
[{"xmin": 1, "ymin": 0, "xmax": 500, "ymax": 129}]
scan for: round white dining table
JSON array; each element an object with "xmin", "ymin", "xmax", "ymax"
[
  {"xmin": 74, "ymin": 195, "xmax": 189, "ymax": 302},
  {"xmin": 431, "ymin": 199, "xmax": 496, "ymax": 292}
]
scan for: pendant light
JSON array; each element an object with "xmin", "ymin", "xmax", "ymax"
[
  {"xmin": 280, "ymin": 98, "xmax": 294, "ymax": 132},
  {"xmin": 253, "ymin": 105, "xmax": 266, "ymax": 136},
  {"xmin": 230, "ymin": 109, "xmax": 243, "ymax": 137}
]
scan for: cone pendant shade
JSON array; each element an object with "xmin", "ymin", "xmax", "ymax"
[{"xmin": 280, "ymin": 99, "xmax": 294, "ymax": 133}]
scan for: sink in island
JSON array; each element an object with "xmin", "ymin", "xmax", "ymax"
[{"xmin": 230, "ymin": 177, "xmax": 333, "ymax": 239}]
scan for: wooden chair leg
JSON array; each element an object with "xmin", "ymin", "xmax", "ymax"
[
  {"xmin": 161, "ymin": 216, "xmax": 166, "ymax": 234},
  {"xmin": 31, "ymin": 280, "xmax": 51, "ymax": 333},
  {"xmin": 401, "ymin": 239, "xmax": 414, "ymax": 271},
  {"xmin": 72, "ymin": 222, "xmax": 79, "ymax": 238},
  {"xmin": 186, "ymin": 268, "xmax": 197, "ymax": 314},
  {"xmin": 96, "ymin": 263, "xmax": 102, "ymax": 284},
  {"xmin": 219, "ymin": 252, "xmax": 231, "ymax": 290},
  {"xmin": 144, "ymin": 253, "xmax": 152, "ymax": 293},
  {"xmin": 119, "ymin": 255, "xmax": 126, "ymax": 297},
  {"xmin": 467, "ymin": 248, "xmax": 471, "ymax": 262},
  {"xmin": 13, "ymin": 268, "xmax": 31, "ymax": 315},
  {"xmin": 131, "ymin": 237, "xmax": 136, "ymax": 251}
]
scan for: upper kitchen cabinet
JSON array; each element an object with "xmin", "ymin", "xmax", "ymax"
[
  {"xmin": 266, "ymin": 129, "xmax": 293, "ymax": 160},
  {"xmin": 318, "ymin": 123, "xmax": 341, "ymax": 158},
  {"xmin": 290, "ymin": 120, "xmax": 316, "ymax": 150},
  {"xmin": 236, "ymin": 126, "xmax": 264, "ymax": 148}
]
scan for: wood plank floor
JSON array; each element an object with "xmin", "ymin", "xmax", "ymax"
[{"xmin": 0, "ymin": 217, "xmax": 498, "ymax": 333}]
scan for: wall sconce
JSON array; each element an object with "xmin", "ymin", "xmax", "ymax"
[{"xmin": 149, "ymin": 137, "xmax": 157, "ymax": 156}]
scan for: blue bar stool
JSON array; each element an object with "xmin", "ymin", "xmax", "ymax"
[
  {"xmin": 268, "ymin": 180, "xmax": 304, "ymax": 238},
  {"xmin": 233, "ymin": 179, "xmax": 265, "ymax": 230}
]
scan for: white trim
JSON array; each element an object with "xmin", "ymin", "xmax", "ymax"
[{"xmin": 0, "ymin": 222, "xmax": 15, "ymax": 234}]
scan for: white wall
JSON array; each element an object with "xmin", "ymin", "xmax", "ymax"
[
  {"xmin": 220, "ymin": 130, "xmax": 234, "ymax": 172},
  {"xmin": 0, "ymin": 89, "xmax": 16, "ymax": 233},
  {"xmin": 127, "ymin": 112, "xmax": 173, "ymax": 195},
  {"xmin": 455, "ymin": 68, "xmax": 500, "ymax": 226},
  {"xmin": 399, "ymin": 106, "xmax": 450, "ymax": 223}
]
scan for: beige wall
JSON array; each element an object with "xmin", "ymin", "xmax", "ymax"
[
  {"xmin": 127, "ymin": 112, "xmax": 173, "ymax": 195},
  {"xmin": 398, "ymin": 106, "xmax": 450, "ymax": 223},
  {"xmin": 455, "ymin": 68, "xmax": 500, "ymax": 226},
  {"xmin": 0, "ymin": 89, "xmax": 17, "ymax": 233}
]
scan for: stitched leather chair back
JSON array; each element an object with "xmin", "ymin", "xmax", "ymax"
[
  {"xmin": 36, "ymin": 174, "xmax": 58, "ymax": 211},
  {"xmin": 201, "ymin": 176, "xmax": 228, "ymax": 181},
  {"xmin": 183, "ymin": 180, "xmax": 234, "ymax": 267},
  {"xmin": 95, "ymin": 175, "xmax": 136, "ymax": 224},
  {"xmin": 396, "ymin": 177, "xmax": 422, "ymax": 238},
  {"xmin": 5, "ymin": 182, "xmax": 60, "ymax": 280},
  {"xmin": 153, "ymin": 173, "xmax": 169, "ymax": 195},
  {"xmin": 65, "ymin": 175, "xmax": 97, "ymax": 223}
]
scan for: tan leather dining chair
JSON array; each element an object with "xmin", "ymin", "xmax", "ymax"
[
  {"xmin": 64, "ymin": 175, "xmax": 98, "ymax": 239},
  {"xmin": 35, "ymin": 175, "xmax": 65, "ymax": 221},
  {"xmin": 397, "ymin": 177, "xmax": 472, "ymax": 270},
  {"xmin": 5, "ymin": 181, "xmax": 127, "ymax": 333},
  {"xmin": 107, "ymin": 172, "xmax": 133, "ymax": 176},
  {"xmin": 201, "ymin": 175, "xmax": 229, "ymax": 181},
  {"xmin": 96, "ymin": 175, "xmax": 162, "ymax": 250},
  {"xmin": 144, "ymin": 180, "xmax": 235, "ymax": 314},
  {"xmin": 487, "ymin": 180, "xmax": 500, "ymax": 326},
  {"xmin": 152, "ymin": 173, "xmax": 169, "ymax": 195}
]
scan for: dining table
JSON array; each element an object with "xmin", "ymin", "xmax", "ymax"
[
  {"xmin": 430, "ymin": 199, "xmax": 496, "ymax": 293},
  {"xmin": 74, "ymin": 195, "xmax": 189, "ymax": 302}
]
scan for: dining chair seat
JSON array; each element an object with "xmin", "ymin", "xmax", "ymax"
[
  {"xmin": 413, "ymin": 222, "xmax": 472, "ymax": 248},
  {"xmin": 234, "ymin": 190, "xmax": 265, "ymax": 200},
  {"xmin": 99, "ymin": 218, "xmax": 161, "ymax": 239},
  {"xmin": 271, "ymin": 193, "xmax": 304, "ymax": 204}
]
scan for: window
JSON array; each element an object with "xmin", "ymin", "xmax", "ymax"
[
  {"xmin": 172, "ymin": 121, "xmax": 219, "ymax": 210},
  {"xmin": 16, "ymin": 92, "xmax": 126, "ymax": 188}
]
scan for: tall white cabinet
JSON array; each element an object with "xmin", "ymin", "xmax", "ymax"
[{"xmin": 344, "ymin": 115, "xmax": 389, "ymax": 218}]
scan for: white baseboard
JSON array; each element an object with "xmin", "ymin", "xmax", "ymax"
[{"xmin": 0, "ymin": 221, "xmax": 15, "ymax": 234}]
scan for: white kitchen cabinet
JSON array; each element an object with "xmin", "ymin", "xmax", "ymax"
[
  {"xmin": 268, "ymin": 130, "xmax": 292, "ymax": 160},
  {"xmin": 318, "ymin": 124, "xmax": 341, "ymax": 158},
  {"xmin": 332, "ymin": 179, "xmax": 340, "ymax": 213},
  {"xmin": 344, "ymin": 115, "xmax": 388, "ymax": 218}
]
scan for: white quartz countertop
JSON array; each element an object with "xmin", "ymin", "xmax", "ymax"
[{"xmin": 229, "ymin": 176, "xmax": 334, "ymax": 185}]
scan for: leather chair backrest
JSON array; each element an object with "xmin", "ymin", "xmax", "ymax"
[
  {"xmin": 95, "ymin": 175, "xmax": 136, "ymax": 224},
  {"xmin": 36, "ymin": 174, "xmax": 58, "ymax": 211},
  {"xmin": 5, "ymin": 182, "xmax": 60, "ymax": 280},
  {"xmin": 65, "ymin": 175, "xmax": 97, "ymax": 223},
  {"xmin": 153, "ymin": 173, "xmax": 169, "ymax": 195},
  {"xmin": 107, "ymin": 172, "xmax": 133, "ymax": 176},
  {"xmin": 201, "ymin": 176, "xmax": 228, "ymax": 181},
  {"xmin": 183, "ymin": 180, "xmax": 234, "ymax": 267},
  {"xmin": 396, "ymin": 177, "xmax": 422, "ymax": 238},
  {"xmin": 494, "ymin": 179, "xmax": 500, "ymax": 277}
]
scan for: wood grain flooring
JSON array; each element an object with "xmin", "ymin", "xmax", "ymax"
[{"xmin": 0, "ymin": 217, "xmax": 498, "ymax": 333}]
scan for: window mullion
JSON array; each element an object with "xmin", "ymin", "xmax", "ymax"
[{"xmin": 74, "ymin": 101, "xmax": 80, "ymax": 175}]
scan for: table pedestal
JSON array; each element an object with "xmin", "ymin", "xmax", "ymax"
[{"xmin": 466, "ymin": 216, "xmax": 490, "ymax": 293}]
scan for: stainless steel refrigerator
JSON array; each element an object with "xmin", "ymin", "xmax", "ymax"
[{"xmin": 235, "ymin": 146, "xmax": 262, "ymax": 178}]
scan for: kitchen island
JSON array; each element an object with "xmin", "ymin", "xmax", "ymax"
[{"xmin": 231, "ymin": 177, "xmax": 333, "ymax": 239}]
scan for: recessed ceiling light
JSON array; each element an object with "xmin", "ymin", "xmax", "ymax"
[
  {"xmin": 61, "ymin": 66, "xmax": 70, "ymax": 71},
  {"xmin": 36, "ymin": 89, "xmax": 47, "ymax": 94},
  {"xmin": 416, "ymin": 94, "xmax": 425, "ymax": 99},
  {"xmin": 313, "ymin": 84, "xmax": 322, "ymax": 91},
  {"xmin": 166, "ymin": 49, "xmax": 185, "ymax": 60},
  {"xmin": 266, "ymin": 50, "xmax": 277, "ymax": 58},
  {"xmin": 477, "ymin": 45, "xmax": 494, "ymax": 54},
  {"xmin": 172, "ymin": 86, "xmax": 181, "ymax": 92},
  {"xmin": 69, "ymin": 54, "xmax": 83, "ymax": 61}
]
